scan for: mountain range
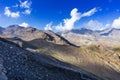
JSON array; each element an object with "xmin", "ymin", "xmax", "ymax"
[
  {"xmin": 0, "ymin": 25, "xmax": 75, "ymax": 46},
  {"xmin": 61, "ymin": 28, "xmax": 120, "ymax": 47},
  {"xmin": 0, "ymin": 25, "xmax": 120, "ymax": 80},
  {"xmin": 62, "ymin": 27, "xmax": 120, "ymax": 37}
]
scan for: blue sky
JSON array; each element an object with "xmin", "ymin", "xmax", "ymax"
[{"xmin": 0, "ymin": 0, "xmax": 120, "ymax": 31}]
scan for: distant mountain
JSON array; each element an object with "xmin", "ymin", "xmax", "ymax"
[
  {"xmin": 100, "ymin": 28, "xmax": 120, "ymax": 36},
  {"xmin": 70, "ymin": 28, "xmax": 93, "ymax": 34},
  {"xmin": 0, "ymin": 25, "xmax": 75, "ymax": 46},
  {"xmin": 70, "ymin": 28, "xmax": 120, "ymax": 37},
  {"xmin": 60, "ymin": 27, "xmax": 120, "ymax": 47},
  {"xmin": 3, "ymin": 25, "xmax": 49, "ymax": 40},
  {"xmin": 61, "ymin": 27, "xmax": 120, "ymax": 37}
]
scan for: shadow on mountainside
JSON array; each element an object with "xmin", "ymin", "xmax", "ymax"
[
  {"xmin": 0, "ymin": 37, "xmax": 120, "ymax": 80},
  {"xmin": 28, "ymin": 52, "xmax": 120, "ymax": 80},
  {"xmin": 45, "ymin": 32, "xmax": 79, "ymax": 47},
  {"xmin": 0, "ymin": 37, "xmax": 101, "ymax": 80},
  {"xmin": 5, "ymin": 37, "xmax": 80, "ymax": 50}
]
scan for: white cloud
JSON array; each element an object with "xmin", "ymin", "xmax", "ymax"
[
  {"xmin": 81, "ymin": 8, "xmax": 97, "ymax": 17},
  {"xmin": 84, "ymin": 20, "xmax": 109, "ymax": 31},
  {"xmin": 55, "ymin": 8, "xmax": 81, "ymax": 31},
  {"xmin": 44, "ymin": 22, "xmax": 53, "ymax": 30},
  {"xmin": 54, "ymin": 8, "xmax": 97, "ymax": 31},
  {"xmin": 20, "ymin": 0, "xmax": 32, "ymax": 9},
  {"xmin": 19, "ymin": 0, "xmax": 32, "ymax": 15},
  {"xmin": 4, "ymin": 7, "xmax": 20, "ymax": 18},
  {"xmin": 4, "ymin": 0, "xmax": 32, "ymax": 18},
  {"xmin": 19, "ymin": 22, "xmax": 29, "ymax": 28},
  {"xmin": 112, "ymin": 17, "xmax": 120, "ymax": 29},
  {"xmin": 23, "ymin": 9, "xmax": 31, "ymax": 15}
]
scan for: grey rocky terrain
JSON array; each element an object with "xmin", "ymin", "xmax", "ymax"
[{"xmin": 0, "ymin": 38, "xmax": 101, "ymax": 80}]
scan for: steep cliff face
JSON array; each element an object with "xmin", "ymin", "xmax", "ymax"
[{"xmin": 0, "ymin": 38, "xmax": 100, "ymax": 80}]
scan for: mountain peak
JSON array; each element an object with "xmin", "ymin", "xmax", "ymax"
[
  {"xmin": 0, "ymin": 25, "xmax": 76, "ymax": 46},
  {"xmin": 7, "ymin": 25, "xmax": 22, "ymax": 28}
]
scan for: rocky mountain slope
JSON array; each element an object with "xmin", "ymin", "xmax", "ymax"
[
  {"xmin": 0, "ymin": 38, "xmax": 101, "ymax": 80},
  {"xmin": 4, "ymin": 36, "xmax": 120, "ymax": 80}
]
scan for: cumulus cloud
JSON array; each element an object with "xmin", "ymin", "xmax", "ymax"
[
  {"xmin": 55, "ymin": 8, "xmax": 97, "ymax": 31},
  {"xmin": 4, "ymin": 0, "xmax": 32, "ymax": 18},
  {"xmin": 55, "ymin": 8, "xmax": 81, "ymax": 31},
  {"xmin": 19, "ymin": 0, "xmax": 32, "ymax": 15},
  {"xmin": 84, "ymin": 20, "xmax": 110, "ymax": 31},
  {"xmin": 19, "ymin": 0, "xmax": 32, "ymax": 9},
  {"xmin": 4, "ymin": 7, "xmax": 20, "ymax": 18},
  {"xmin": 112, "ymin": 17, "xmax": 120, "ymax": 29},
  {"xmin": 44, "ymin": 22, "xmax": 53, "ymax": 30},
  {"xmin": 19, "ymin": 22, "xmax": 29, "ymax": 27}
]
